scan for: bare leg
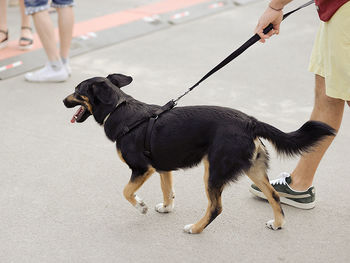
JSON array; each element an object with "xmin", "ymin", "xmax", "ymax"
[
  {"xmin": 0, "ymin": 0, "xmax": 7, "ymax": 42},
  {"xmin": 19, "ymin": 0, "xmax": 33, "ymax": 46},
  {"xmin": 290, "ymin": 75, "xmax": 344, "ymax": 190},
  {"xmin": 123, "ymin": 167, "xmax": 155, "ymax": 214},
  {"xmin": 19, "ymin": 0, "xmax": 30, "ymax": 28},
  {"xmin": 31, "ymin": 10, "xmax": 60, "ymax": 62},
  {"xmin": 56, "ymin": 6, "xmax": 74, "ymax": 59},
  {"xmin": 24, "ymin": 7, "xmax": 70, "ymax": 82},
  {"xmin": 155, "ymin": 172, "xmax": 175, "ymax": 213}
]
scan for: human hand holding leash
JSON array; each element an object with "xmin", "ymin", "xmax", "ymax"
[{"xmin": 255, "ymin": 0, "xmax": 293, "ymax": 43}]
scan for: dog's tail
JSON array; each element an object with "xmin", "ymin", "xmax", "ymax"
[{"xmin": 252, "ymin": 120, "xmax": 336, "ymax": 156}]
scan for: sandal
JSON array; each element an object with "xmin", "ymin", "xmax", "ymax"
[
  {"xmin": 0, "ymin": 29, "xmax": 9, "ymax": 50},
  {"xmin": 19, "ymin": 26, "xmax": 33, "ymax": 50}
]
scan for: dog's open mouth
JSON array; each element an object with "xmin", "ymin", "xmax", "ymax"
[{"xmin": 71, "ymin": 106, "xmax": 86, "ymax": 123}]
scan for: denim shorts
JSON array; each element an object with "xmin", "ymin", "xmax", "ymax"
[{"xmin": 24, "ymin": 0, "xmax": 74, "ymax": 15}]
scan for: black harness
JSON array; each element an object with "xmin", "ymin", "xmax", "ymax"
[{"xmin": 113, "ymin": 1, "xmax": 314, "ymax": 158}]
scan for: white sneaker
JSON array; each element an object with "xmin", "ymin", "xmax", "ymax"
[{"xmin": 25, "ymin": 62, "xmax": 69, "ymax": 82}]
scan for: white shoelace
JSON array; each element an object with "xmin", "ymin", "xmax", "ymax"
[{"xmin": 270, "ymin": 172, "xmax": 290, "ymax": 186}]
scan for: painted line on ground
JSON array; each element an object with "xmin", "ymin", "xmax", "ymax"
[
  {"xmin": 0, "ymin": 0, "xmax": 212, "ymax": 61},
  {"xmin": 0, "ymin": 0, "xmax": 244, "ymax": 79},
  {"xmin": 171, "ymin": 11, "xmax": 191, "ymax": 20},
  {"xmin": 0, "ymin": 61, "xmax": 23, "ymax": 72}
]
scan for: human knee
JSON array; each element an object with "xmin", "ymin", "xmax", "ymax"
[{"xmin": 314, "ymin": 87, "xmax": 344, "ymax": 109}]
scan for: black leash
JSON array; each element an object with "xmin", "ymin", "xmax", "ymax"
[
  {"xmin": 173, "ymin": 0, "xmax": 315, "ymax": 105},
  {"xmin": 115, "ymin": 0, "xmax": 315, "ymax": 157}
]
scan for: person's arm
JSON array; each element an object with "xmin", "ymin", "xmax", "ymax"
[{"xmin": 255, "ymin": 0, "xmax": 293, "ymax": 43}]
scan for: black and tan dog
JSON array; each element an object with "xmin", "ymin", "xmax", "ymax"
[{"xmin": 63, "ymin": 73, "xmax": 335, "ymax": 234}]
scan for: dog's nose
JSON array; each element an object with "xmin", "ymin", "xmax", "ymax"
[
  {"xmin": 63, "ymin": 98, "xmax": 69, "ymax": 107},
  {"xmin": 63, "ymin": 95, "xmax": 76, "ymax": 108}
]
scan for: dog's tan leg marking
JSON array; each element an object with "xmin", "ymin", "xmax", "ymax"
[
  {"xmin": 156, "ymin": 172, "xmax": 175, "ymax": 213},
  {"xmin": 117, "ymin": 150, "xmax": 126, "ymax": 164},
  {"xmin": 246, "ymin": 140, "xmax": 285, "ymax": 230},
  {"xmin": 160, "ymin": 172, "xmax": 175, "ymax": 207},
  {"xmin": 184, "ymin": 158, "xmax": 223, "ymax": 234},
  {"xmin": 123, "ymin": 167, "xmax": 155, "ymax": 214}
]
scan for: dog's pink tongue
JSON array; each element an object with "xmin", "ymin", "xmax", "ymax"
[{"xmin": 71, "ymin": 106, "xmax": 83, "ymax": 123}]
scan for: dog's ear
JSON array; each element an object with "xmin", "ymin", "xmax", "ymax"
[
  {"xmin": 89, "ymin": 81, "xmax": 116, "ymax": 105},
  {"xmin": 107, "ymin": 73, "xmax": 133, "ymax": 88}
]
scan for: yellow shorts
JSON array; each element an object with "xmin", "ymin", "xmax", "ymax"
[{"xmin": 308, "ymin": 1, "xmax": 350, "ymax": 100}]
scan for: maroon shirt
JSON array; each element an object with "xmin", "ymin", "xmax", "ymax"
[{"xmin": 315, "ymin": 0, "xmax": 349, "ymax": 21}]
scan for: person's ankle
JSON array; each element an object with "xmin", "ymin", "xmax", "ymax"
[
  {"xmin": 49, "ymin": 60, "xmax": 64, "ymax": 71},
  {"xmin": 61, "ymin": 57, "xmax": 68, "ymax": 64},
  {"xmin": 20, "ymin": 26, "xmax": 32, "ymax": 35},
  {"xmin": 289, "ymin": 173, "xmax": 313, "ymax": 191}
]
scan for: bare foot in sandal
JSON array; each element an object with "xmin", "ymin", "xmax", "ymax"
[
  {"xmin": 19, "ymin": 26, "xmax": 33, "ymax": 50},
  {"xmin": 0, "ymin": 29, "xmax": 9, "ymax": 50}
]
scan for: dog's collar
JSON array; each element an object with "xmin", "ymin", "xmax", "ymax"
[{"xmin": 102, "ymin": 99, "xmax": 127, "ymax": 125}]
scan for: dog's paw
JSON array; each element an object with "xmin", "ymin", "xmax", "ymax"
[
  {"xmin": 155, "ymin": 202, "xmax": 174, "ymax": 213},
  {"xmin": 183, "ymin": 224, "xmax": 194, "ymax": 234},
  {"xmin": 265, "ymin": 219, "xmax": 284, "ymax": 230},
  {"xmin": 134, "ymin": 195, "xmax": 148, "ymax": 214}
]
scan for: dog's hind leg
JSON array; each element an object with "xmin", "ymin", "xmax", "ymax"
[
  {"xmin": 123, "ymin": 166, "xmax": 155, "ymax": 214},
  {"xmin": 184, "ymin": 158, "xmax": 223, "ymax": 234},
  {"xmin": 246, "ymin": 140, "xmax": 285, "ymax": 230},
  {"xmin": 155, "ymin": 171, "xmax": 175, "ymax": 213}
]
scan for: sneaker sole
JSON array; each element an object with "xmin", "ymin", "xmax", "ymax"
[
  {"xmin": 24, "ymin": 73, "xmax": 69, "ymax": 83},
  {"xmin": 25, "ymin": 77, "xmax": 68, "ymax": 83},
  {"xmin": 249, "ymin": 187, "xmax": 316, "ymax": 210},
  {"xmin": 19, "ymin": 44, "xmax": 33, "ymax": 50}
]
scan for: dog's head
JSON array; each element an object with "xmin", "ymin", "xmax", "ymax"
[{"xmin": 63, "ymin": 73, "xmax": 133, "ymax": 124}]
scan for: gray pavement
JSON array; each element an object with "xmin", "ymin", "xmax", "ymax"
[{"xmin": 1, "ymin": 1, "xmax": 350, "ymax": 262}]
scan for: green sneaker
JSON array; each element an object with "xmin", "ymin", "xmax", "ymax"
[{"xmin": 249, "ymin": 172, "xmax": 316, "ymax": 209}]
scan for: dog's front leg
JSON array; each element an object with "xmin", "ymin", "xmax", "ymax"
[
  {"xmin": 155, "ymin": 172, "xmax": 175, "ymax": 213},
  {"xmin": 123, "ymin": 167, "xmax": 155, "ymax": 214}
]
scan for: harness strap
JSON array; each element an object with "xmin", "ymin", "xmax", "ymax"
[
  {"xmin": 144, "ymin": 100, "xmax": 176, "ymax": 157},
  {"xmin": 114, "ymin": 100, "xmax": 175, "ymax": 142},
  {"xmin": 144, "ymin": 117, "xmax": 157, "ymax": 157},
  {"xmin": 115, "ymin": 116, "xmax": 150, "ymax": 141}
]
